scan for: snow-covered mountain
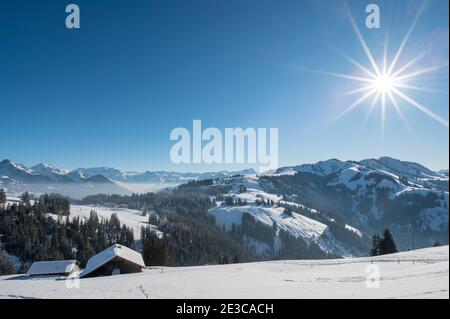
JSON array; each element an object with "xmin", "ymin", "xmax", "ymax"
[
  {"xmin": 169, "ymin": 157, "xmax": 448, "ymax": 256},
  {"xmin": 360, "ymin": 157, "xmax": 447, "ymax": 182},
  {"xmin": 30, "ymin": 163, "xmax": 69, "ymax": 177},
  {"xmin": 0, "ymin": 160, "xmax": 72, "ymax": 184},
  {"xmin": 74, "ymin": 167, "xmax": 130, "ymax": 181},
  {"xmin": 0, "ymin": 159, "xmax": 128, "ymax": 198},
  {"xmin": 76, "ymin": 167, "xmax": 258, "ymax": 183},
  {"xmin": 167, "ymin": 173, "xmax": 368, "ymax": 257},
  {"xmin": 0, "ymin": 159, "xmax": 258, "ymax": 198},
  {"xmin": 269, "ymin": 158, "xmax": 448, "ymax": 250},
  {"xmin": 0, "ymin": 159, "xmax": 120, "ymax": 184},
  {"xmin": 278, "ymin": 157, "xmax": 448, "ymax": 187},
  {"xmin": 0, "ymin": 159, "xmax": 33, "ymax": 179}
]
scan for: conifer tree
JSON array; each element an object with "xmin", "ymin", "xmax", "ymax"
[
  {"xmin": 20, "ymin": 192, "xmax": 31, "ymax": 205},
  {"xmin": 0, "ymin": 188, "xmax": 6, "ymax": 205},
  {"xmin": 370, "ymin": 234, "xmax": 381, "ymax": 256},
  {"xmin": 380, "ymin": 228, "xmax": 397, "ymax": 255},
  {"xmin": 370, "ymin": 229, "xmax": 398, "ymax": 256},
  {"xmin": 0, "ymin": 243, "xmax": 16, "ymax": 275}
]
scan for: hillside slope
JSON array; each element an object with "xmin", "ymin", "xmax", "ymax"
[
  {"xmin": 270, "ymin": 159, "xmax": 449, "ymax": 249},
  {"xmin": 0, "ymin": 246, "xmax": 447, "ymax": 299},
  {"xmin": 208, "ymin": 175, "xmax": 369, "ymax": 257}
]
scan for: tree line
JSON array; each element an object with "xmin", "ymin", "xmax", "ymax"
[
  {"xmin": 140, "ymin": 192, "xmax": 257, "ymax": 266},
  {"xmin": 0, "ymin": 193, "xmax": 134, "ymax": 274}
]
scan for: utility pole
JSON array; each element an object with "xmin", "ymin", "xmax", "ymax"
[{"xmin": 411, "ymin": 230, "xmax": 415, "ymax": 251}]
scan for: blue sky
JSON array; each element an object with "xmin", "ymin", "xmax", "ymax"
[{"xmin": 0, "ymin": 0, "xmax": 448, "ymax": 172}]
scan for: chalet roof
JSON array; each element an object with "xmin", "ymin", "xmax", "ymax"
[
  {"xmin": 27, "ymin": 260, "xmax": 79, "ymax": 276},
  {"xmin": 80, "ymin": 244, "xmax": 145, "ymax": 278}
]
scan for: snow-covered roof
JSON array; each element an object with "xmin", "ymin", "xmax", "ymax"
[
  {"xmin": 27, "ymin": 260, "xmax": 79, "ymax": 276},
  {"xmin": 81, "ymin": 244, "xmax": 145, "ymax": 278}
]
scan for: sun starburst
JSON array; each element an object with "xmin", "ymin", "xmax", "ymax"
[{"xmin": 327, "ymin": 2, "xmax": 449, "ymax": 131}]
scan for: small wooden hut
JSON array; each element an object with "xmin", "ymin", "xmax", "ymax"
[
  {"xmin": 80, "ymin": 244, "xmax": 145, "ymax": 278},
  {"xmin": 27, "ymin": 260, "xmax": 80, "ymax": 277}
]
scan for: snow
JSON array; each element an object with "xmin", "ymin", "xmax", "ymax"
[
  {"xmin": 31, "ymin": 163, "xmax": 68, "ymax": 176},
  {"xmin": 5, "ymin": 196, "xmax": 22, "ymax": 205},
  {"xmin": 58, "ymin": 205, "xmax": 162, "ymax": 240},
  {"xmin": 345, "ymin": 224, "xmax": 363, "ymax": 237},
  {"xmin": 209, "ymin": 206, "xmax": 244, "ymax": 230},
  {"xmin": 279, "ymin": 158, "xmax": 448, "ymax": 192},
  {"xmin": 361, "ymin": 157, "xmax": 446, "ymax": 181},
  {"xmin": 0, "ymin": 246, "xmax": 447, "ymax": 299},
  {"xmin": 269, "ymin": 168, "xmax": 297, "ymax": 176},
  {"xmin": 0, "ymin": 160, "xmax": 32, "ymax": 175},
  {"xmin": 278, "ymin": 200, "xmax": 319, "ymax": 214},
  {"xmin": 394, "ymin": 187, "xmax": 438, "ymax": 198},
  {"xmin": 27, "ymin": 260, "xmax": 79, "ymax": 276},
  {"xmin": 334, "ymin": 166, "xmax": 363, "ymax": 191},
  {"xmin": 81, "ymin": 244, "xmax": 145, "ymax": 278},
  {"xmin": 318, "ymin": 229, "xmax": 361, "ymax": 257},
  {"xmin": 209, "ymin": 205, "xmax": 327, "ymax": 242},
  {"xmin": 326, "ymin": 165, "xmax": 402, "ymax": 193}
]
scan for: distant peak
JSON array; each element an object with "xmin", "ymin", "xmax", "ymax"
[
  {"xmin": 31, "ymin": 163, "xmax": 51, "ymax": 169},
  {"xmin": 31, "ymin": 162, "xmax": 68, "ymax": 175},
  {"xmin": 0, "ymin": 159, "xmax": 32, "ymax": 172}
]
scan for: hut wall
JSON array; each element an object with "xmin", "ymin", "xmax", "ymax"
[{"xmin": 82, "ymin": 256, "xmax": 142, "ymax": 278}]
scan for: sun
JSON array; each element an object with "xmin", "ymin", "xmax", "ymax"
[
  {"xmin": 373, "ymin": 73, "xmax": 395, "ymax": 94},
  {"xmin": 321, "ymin": 2, "xmax": 449, "ymax": 130}
]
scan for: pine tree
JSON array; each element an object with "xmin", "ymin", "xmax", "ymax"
[
  {"xmin": 20, "ymin": 192, "xmax": 31, "ymax": 205},
  {"xmin": 0, "ymin": 188, "xmax": 6, "ymax": 205},
  {"xmin": 370, "ymin": 234, "xmax": 381, "ymax": 256},
  {"xmin": 0, "ymin": 243, "xmax": 16, "ymax": 275},
  {"xmin": 108, "ymin": 213, "xmax": 122, "ymax": 244},
  {"xmin": 379, "ymin": 228, "xmax": 397, "ymax": 255},
  {"xmin": 141, "ymin": 228, "xmax": 170, "ymax": 266}
]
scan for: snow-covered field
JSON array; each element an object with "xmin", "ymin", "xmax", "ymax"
[
  {"xmin": 0, "ymin": 246, "xmax": 447, "ymax": 299},
  {"xmin": 210, "ymin": 205, "xmax": 327, "ymax": 242},
  {"xmin": 56, "ymin": 205, "xmax": 161, "ymax": 240}
]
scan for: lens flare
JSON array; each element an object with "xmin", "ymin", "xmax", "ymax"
[{"xmin": 326, "ymin": 2, "xmax": 449, "ymax": 130}]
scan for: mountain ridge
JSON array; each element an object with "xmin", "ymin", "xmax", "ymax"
[{"xmin": 0, "ymin": 157, "xmax": 448, "ymax": 199}]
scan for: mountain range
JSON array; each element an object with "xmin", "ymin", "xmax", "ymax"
[
  {"xmin": 1, "ymin": 157, "xmax": 447, "ymax": 197},
  {"xmin": 0, "ymin": 159, "xmax": 257, "ymax": 198},
  {"xmin": 277, "ymin": 157, "xmax": 448, "ymax": 189},
  {"xmin": 167, "ymin": 156, "xmax": 448, "ymax": 254},
  {"xmin": 167, "ymin": 157, "xmax": 448, "ymax": 254},
  {"xmin": 265, "ymin": 157, "xmax": 448, "ymax": 250},
  {"xmin": 1, "ymin": 157, "xmax": 448, "ymax": 254}
]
